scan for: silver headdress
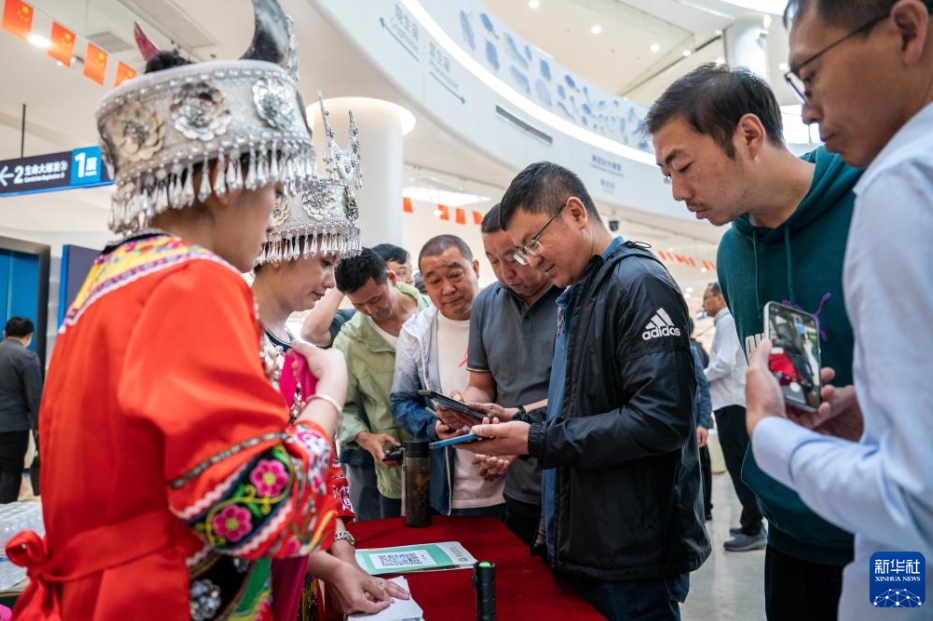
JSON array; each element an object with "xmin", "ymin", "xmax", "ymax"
[
  {"xmin": 256, "ymin": 92, "xmax": 362, "ymax": 265},
  {"xmin": 97, "ymin": 0, "xmax": 309, "ymax": 234}
]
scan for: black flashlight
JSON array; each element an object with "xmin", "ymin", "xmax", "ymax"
[{"xmin": 473, "ymin": 560, "xmax": 496, "ymax": 620}]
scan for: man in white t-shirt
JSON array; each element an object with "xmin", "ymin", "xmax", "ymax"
[{"xmin": 390, "ymin": 235, "xmax": 506, "ymax": 516}]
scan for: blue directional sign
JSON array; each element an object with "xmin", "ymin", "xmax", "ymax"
[{"xmin": 0, "ymin": 146, "xmax": 112, "ymax": 197}]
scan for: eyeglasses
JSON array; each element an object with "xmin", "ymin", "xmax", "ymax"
[
  {"xmin": 512, "ymin": 199, "xmax": 568, "ymax": 265},
  {"xmin": 784, "ymin": 12, "xmax": 888, "ymax": 103}
]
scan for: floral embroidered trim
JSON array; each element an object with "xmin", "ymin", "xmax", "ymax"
[
  {"xmin": 170, "ymin": 432, "xmax": 288, "ymax": 490},
  {"xmin": 185, "ymin": 445, "xmax": 303, "ymax": 553},
  {"xmin": 175, "ymin": 461, "xmax": 251, "ymax": 522}
]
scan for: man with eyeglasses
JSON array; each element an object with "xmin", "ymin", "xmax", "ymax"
[
  {"xmin": 455, "ymin": 162, "xmax": 709, "ymax": 621},
  {"xmin": 745, "ymin": 1, "xmax": 933, "ymax": 618},
  {"xmin": 647, "ymin": 63, "xmax": 861, "ymax": 620}
]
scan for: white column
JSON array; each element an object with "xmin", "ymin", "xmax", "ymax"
[
  {"xmin": 725, "ymin": 13, "xmax": 771, "ymax": 82},
  {"xmin": 307, "ymin": 97, "xmax": 415, "ymax": 248}
]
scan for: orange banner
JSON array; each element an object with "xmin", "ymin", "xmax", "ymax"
[
  {"xmin": 403, "ymin": 197, "xmax": 413, "ymax": 213},
  {"xmin": 83, "ymin": 42, "xmax": 108, "ymax": 85},
  {"xmin": 436, "ymin": 204, "xmax": 450, "ymax": 221},
  {"xmin": 455, "ymin": 208, "xmax": 466, "ymax": 225},
  {"xmin": 473, "ymin": 211, "xmax": 483, "ymax": 226},
  {"xmin": 114, "ymin": 61, "xmax": 136, "ymax": 87},
  {"xmin": 47, "ymin": 21, "xmax": 75, "ymax": 66},
  {"xmin": 1, "ymin": 0, "xmax": 33, "ymax": 41}
]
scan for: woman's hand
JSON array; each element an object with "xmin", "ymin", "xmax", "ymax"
[
  {"xmin": 290, "ymin": 341, "xmax": 348, "ymax": 399},
  {"xmin": 309, "ymin": 554, "xmax": 392, "ymax": 615}
]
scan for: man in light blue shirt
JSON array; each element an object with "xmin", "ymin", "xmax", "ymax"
[{"xmin": 746, "ymin": 1, "xmax": 933, "ymax": 618}]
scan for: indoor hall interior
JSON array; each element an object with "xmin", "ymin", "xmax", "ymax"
[{"xmin": 0, "ymin": 0, "xmax": 841, "ymax": 619}]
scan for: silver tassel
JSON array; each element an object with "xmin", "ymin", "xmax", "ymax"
[
  {"xmin": 245, "ymin": 147, "xmax": 257, "ymax": 190},
  {"xmin": 182, "ymin": 163, "xmax": 195, "ymax": 206},
  {"xmin": 270, "ymin": 141, "xmax": 280, "ymax": 180},
  {"xmin": 214, "ymin": 151, "xmax": 227, "ymax": 197},
  {"xmin": 198, "ymin": 154, "xmax": 211, "ymax": 202},
  {"xmin": 257, "ymin": 145, "xmax": 268, "ymax": 187},
  {"xmin": 226, "ymin": 149, "xmax": 239, "ymax": 190}
]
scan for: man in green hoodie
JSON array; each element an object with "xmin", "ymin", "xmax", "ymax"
[{"xmin": 647, "ymin": 63, "xmax": 860, "ymax": 621}]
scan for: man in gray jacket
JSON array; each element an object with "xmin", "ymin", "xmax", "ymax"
[{"xmin": 0, "ymin": 317, "xmax": 42, "ymax": 503}]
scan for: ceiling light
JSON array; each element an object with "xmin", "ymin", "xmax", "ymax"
[
  {"xmin": 778, "ymin": 62, "xmax": 789, "ymax": 71},
  {"xmin": 591, "ymin": 24, "xmax": 602, "ymax": 34},
  {"xmin": 683, "ymin": 49, "xmax": 692, "ymax": 57},
  {"xmin": 650, "ymin": 43, "xmax": 660, "ymax": 53},
  {"xmin": 685, "ymin": 293, "xmax": 692, "ymax": 299},
  {"xmin": 27, "ymin": 34, "xmax": 51, "ymax": 49},
  {"xmin": 714, "ymin": 29, "xmax": 723, "ymax": 36},
  {"xmin": 716, "ymin": 57, "xmax": 726, "ymax": 64},
  {"xmin": 528, "ymin": 0, "xmax": 540, "ymax": 8},
  {"xmin": 686, "ymin": 287, "xmax": 694, "ymax": 293}
]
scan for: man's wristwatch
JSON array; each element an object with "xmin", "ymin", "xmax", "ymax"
[
  {"xmin": 514, "ymin": 405, "xmax": 527, "ymax": 418},
  {"xmin": 334, "ymin": 530, "xmax": 356, "ymax": 547}
]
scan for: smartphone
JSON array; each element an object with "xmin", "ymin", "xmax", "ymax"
[
  {"xmin": 417, "ymin": 390, "xmax": 486, "ymax": 420},
  {"xmin": 764, "ymin": 302, "xmax": 821, "ymax": 411},
  {"xmin": 382, "ymin": 446, "xmax": 404, "ymax": 463},
  {"xmin": 429, "ymin": 433, "xmax": 486, "ymax": 449}
]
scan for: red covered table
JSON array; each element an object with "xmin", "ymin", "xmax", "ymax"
[{"xmin": 347, "ymin": 516, "xmax": 604, "ymax": 620}]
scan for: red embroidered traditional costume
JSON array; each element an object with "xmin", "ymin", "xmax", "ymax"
[{"xmin": 7, "ymin": 234, "xmax": 337, "ymax": 620}]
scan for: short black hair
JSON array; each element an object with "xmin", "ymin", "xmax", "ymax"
[
  {"xmin": 707, "ymin": 282, "xmax": 722, "ymax": 297},
  {"xmin": 783, "ymin": 0, "xmax": 917, "ymax": 30},
  {"xmin": 480, "ymin": 203, "xmax": 502, "ymax": 234},
  {"xmin": 498, "ymin": 162, "xmax": 600, "ymax": 230},
  {"xmin": 4, "ymin": 317, "xmax": 34, "ymax": 338},
  {"xmin": 335, "ymin": 248, "xmax": 389, "ymax": 293},
  {"xmin": 645, "ymin": 63, "xmax": 785, "ymax": 157},
  {"xmin": 145, "ymin": 50, "xmax": 192, "ymax": 74},
  {"xmin": 418, "ymin": 235, "xmax": 473, "ymax": 269},
  {"xmin": 372, "ymin": 243, "xmax": 410, "ymax": 265}
]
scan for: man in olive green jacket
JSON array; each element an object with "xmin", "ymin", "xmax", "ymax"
[{"xmin": 334, "ymin": 248, "xmax": 430, "ymax": 518}]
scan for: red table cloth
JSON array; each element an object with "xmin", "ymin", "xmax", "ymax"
[{"xmin": 347, "ymin": 516, "xmax": 604, "ymax": 620}]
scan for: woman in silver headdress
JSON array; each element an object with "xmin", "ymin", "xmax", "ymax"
[
  {"xmin": 4, "ymin": 2, "xmax": 347, "ymax": 620},
  {"xmin": 253, "ymin": 173, "xmax": 408, "ymax": 617}
]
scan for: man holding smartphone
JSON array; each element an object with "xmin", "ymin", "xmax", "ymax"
[
  {"xmin": 333, "ymin": 248, "xmax": 430, "ymax": 519},
  {"xmin": 391, "ymin": 235, "xmax": 506, "ymax": 517},
  {"xmin": 457, "ymin": 163, "xmax": 708, "ymax": 621},
  {"xmin": 745, "ymin": 1, "xmax": 933, "ymax": 618},
  {"xmin": 648, "ymin": 63, "xmax": 860, "ymax": 620},
  {"xmin": 433, "ymin": 203, "xmax": 560, "ymax": 547}
]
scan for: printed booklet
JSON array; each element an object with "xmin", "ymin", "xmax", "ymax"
[{"xmin": 355, "ymin": 541, "xmax": 477, "ymax": 576}]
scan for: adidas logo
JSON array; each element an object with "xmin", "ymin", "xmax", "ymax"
[{"xmin": 642, "ymin": 308, "xmax": 682, "ymax": 340}]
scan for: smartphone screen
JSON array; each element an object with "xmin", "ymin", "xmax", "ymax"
[{"xmin": 764, "ymin": 302, "xmax": 821, "ymax": 411}]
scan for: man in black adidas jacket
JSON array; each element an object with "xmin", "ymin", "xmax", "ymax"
[{"xmin": 458, "ymin": 162, "xmax": 710, "ymax": 621}]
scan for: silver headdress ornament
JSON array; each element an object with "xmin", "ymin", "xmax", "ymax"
[
  {"xmin": 256, "ymin": 91, "xmax": 363, "ymax": 265},
  {"xmin": 97, "ymin": 0, "xmax": 307, "ymax": 235}
]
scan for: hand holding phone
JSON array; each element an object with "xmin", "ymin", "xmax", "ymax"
[
  {"xmin": 429, "ymin": 433, "xmax": 486, "ymax": 449},
  {"xmin": 382, "ymin": 445, "xmax": 404, "ymax": 464},
  {"xmin": 764, "ymin": 302, "xmax": 821, "ymax": 412}
]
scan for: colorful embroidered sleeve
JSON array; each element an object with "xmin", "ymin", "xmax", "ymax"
[{"xmin": 119, "ymin": 259, "xmax": 337, "ymax": 559}]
